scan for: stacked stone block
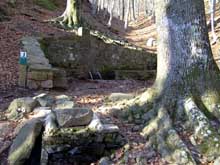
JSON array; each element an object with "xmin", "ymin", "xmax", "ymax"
[{"xmin": 19, "ymin": 37, "xmax": 53, "ymax": 89}]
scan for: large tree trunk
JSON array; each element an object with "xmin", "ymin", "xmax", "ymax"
[
  {"xmin": 142, "ymin": 0, "xmax": 220, "ymax": 164},
  {"xmin": 154, "ymin": 0, "xmax": 220, "ymax": 111},
  {"xmin": 104, "ymin": 0, "xmax": 220, "ymax": 163},
  {"xmin": 124, "ymin": 0, "xmax": 130, "ymax": 29},
  {"xmin": 107, "ymin": 0, "xmax": 115, "ymax": 27}
]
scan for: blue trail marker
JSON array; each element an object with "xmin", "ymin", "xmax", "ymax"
[{"xmin": 19, "ymin": 51, "xmax": 27, "ymax": 65}]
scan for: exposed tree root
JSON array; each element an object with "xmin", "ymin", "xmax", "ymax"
[
  {"xmin": 183, "ymin": 97, "xmax": 220, "ymax": 160},
  {"xmin": 103, "ymin": 88, "xmax": 220, "ymax": 163},
  {"xmin": 102, "ymin": 87, "xmax": 159, "ymax": 124},
  {"xmin": 199, "ymin": 90, "xmax": 220, "ymax": 119},
  {"xmin": 46, "ymin": 0, "xmax": 80, "ymax": 29},
  {"xmin": 46, "ymin": 14, "xmax": 78, "ymax": 28},
  {"xmin": 141, "ymin": 106, "xmax": 196, "ymax": 164}
]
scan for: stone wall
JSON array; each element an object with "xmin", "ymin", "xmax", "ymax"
[
  {"xmin": 41, "ymin": 30, "xmax": 157, "ymax": 80},
  {"xmin": 19, "ymin": 37, "xmax": 54, "ymax": 89},
  {"xmin": 19, "ymin": 31, "xmax": 157, "ymax": 89}
]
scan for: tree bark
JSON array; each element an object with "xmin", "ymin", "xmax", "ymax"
[
  {"xmin": 124, "ymin": 0, "xmax": 130, "ymax": 29},
  {"xmin": 107, "ymin": 0, "xmax": 115, "ymax": 27},
  {"xmin": 155, "ymin": 0, "xmax": 219, "ymax": 100},
  {"xmin": 105, "ymin": 0, "xmax": 220, "ymax": 163},
  {"xmin": 143, "ymin": 0, "xmax": 220, "ymax": 162}
]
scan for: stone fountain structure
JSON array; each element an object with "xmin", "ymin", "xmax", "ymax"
[{"xmin": 7, "ymin": 94, "xmax": 126, "ymax": 164}]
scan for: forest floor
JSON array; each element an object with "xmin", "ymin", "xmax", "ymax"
[{"xmin": 0, "ymin": 0, "xmax": 220, "ymax": 164}]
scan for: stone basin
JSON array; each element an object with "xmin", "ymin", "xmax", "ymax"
[{"xmin": 41, "ymin": 113, "xmax": 126, "ymax": 165}]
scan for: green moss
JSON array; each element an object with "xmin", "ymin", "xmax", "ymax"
[
  {"xmin": 100, "ymin": 65, "xmax": 114, "ymax": 74},
  {"xmin": 35, "ymin": 0, "xmax": 57, "ymax": 11},
  {"xmin": 39, "ymin": 38, "xmax": 49, "ymax": 58}
]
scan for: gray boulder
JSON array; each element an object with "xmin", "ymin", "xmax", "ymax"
[
  {"xmin": 8, "ymin": 119, "xmax": 43, "ymax": 165},
  {"xmin": 55, "ymin": 108, "xmax": 93, "ymax": 128},
  {"xmin": 34, "ymin": 93, "xmax": 54, "ymax": 107},
  {"xmin": 53, "ymin": 95, "xmax": 74, "ymax": 110},
  {"xmin": 6, "ymin": 97, "xmax": 39, "ymax": 120},
  {"xmin": 54, "ymin": 100, "xmax": 74, "ymax": 110}
]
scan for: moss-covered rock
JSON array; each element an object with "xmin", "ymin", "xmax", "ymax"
[
  {"xmin": 6, "ymin": 97, "xmax": 39, "ymax": 120},
  {"xmin": 53, "ymin": 95, "xmax": 74, "ymax": 110},
  {"xmin": 8, "ymin": 119, "xmax": 43, "ymax": 165}
]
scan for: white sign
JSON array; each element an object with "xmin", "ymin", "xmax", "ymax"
[{"xmin": 20, "ymin": 51, "xmax": 27, "ymax": 58}]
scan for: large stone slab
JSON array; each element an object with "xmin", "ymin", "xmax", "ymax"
[
  {"xmin": 55, "ymin": 108, "xmax": 93, "ymax": 128},
  {"xmin": 53, "ymin": 95, "xmax": 74, "ymax": 110},
  {"xmin": 8, "ymin": 119, "xmax": 43, "ymax": 165},
  {"xmin": 34, "ymin": 93, "xmax": 54, "ymax": 107},
  {"xmin": 21, "ymin": 36, "xmax": 51, "ymax": 67},
  {"xmin": 29, "ymin": 64, "xmax": 52, "ymax": 71}
]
